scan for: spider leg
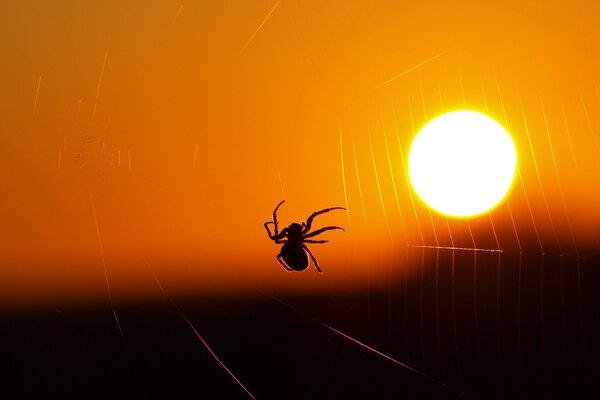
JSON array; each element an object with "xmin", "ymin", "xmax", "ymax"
[
  {"xmin": 303, "ymin": 239, "xmax": 329, "ymax": 243},
  {"xmin": 265, "ymin": 222, "xmax": 288, "ymax": 241},
  {"xmin": 304, "ymin": 226, "xmax": 345, "ymax": 239},
  {"xmin": 264, "ymin": 221, "xmax": 275, "ymax": 236},
  {"xmin": 271, "ymin": 200, "xmax": 286, "ymax": 236},
  {"xmin": 302, "ymin": 244, "xmax": 322, "ymax": 273},
  {"xmin": 266, "ymin": 200, "xmax": 289, "ymax": 242},
  {"xmin": 276, "ymin": 253, "xmax": 292, "ymax": 271},
  {"xmin": 303, "ymin": 206, "xmax": 345, "ymax": 233}
]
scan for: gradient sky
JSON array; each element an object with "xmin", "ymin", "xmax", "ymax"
[{"xmin": 1, "ymin": 0, "xmax": 599, "ymax": 307}]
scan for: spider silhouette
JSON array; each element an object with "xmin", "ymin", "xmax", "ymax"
[{"xmin": 264, "ymin": 200, "xmax": 346, "ymax": 273}]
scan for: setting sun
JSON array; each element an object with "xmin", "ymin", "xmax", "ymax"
[{"xmin": 408, "ymin": 110, "xmax": 517, "ymax": 217}]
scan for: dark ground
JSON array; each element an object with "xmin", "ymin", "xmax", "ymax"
[{"xmin": 1, "ymin": 250, "xmax": 598, "ymax": 399}]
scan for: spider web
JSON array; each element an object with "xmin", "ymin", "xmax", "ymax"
[
  {"xmin": 330, "ymin": 62, "xmax": 598, "ymax": 398},
  {"xmin": 92, "ymin": 60, "xmax": 598, "ymax": 399}
]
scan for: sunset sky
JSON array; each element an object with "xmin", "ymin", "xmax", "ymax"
[{"xmin": 1, "ymin": 0, "xmax": 600, "ymax": 308}]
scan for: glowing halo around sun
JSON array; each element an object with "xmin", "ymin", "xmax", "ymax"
[{"xmin": 408, "ymin": 110, "xmax": 517, "ymax": 218}]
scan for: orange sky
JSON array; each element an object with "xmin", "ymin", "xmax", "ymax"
[{"xmin": 1, "ymin": 0, "xmax": 600, "ymax": 308}]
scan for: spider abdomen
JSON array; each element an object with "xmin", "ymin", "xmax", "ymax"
[{"xmin": 280, "ymin": 242, "xmax": 309, "ymax": 271}]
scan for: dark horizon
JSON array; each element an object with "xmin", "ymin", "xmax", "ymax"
[{"xmin": 3, "ymin": 248, "xmax": 597, "ymax": 399}]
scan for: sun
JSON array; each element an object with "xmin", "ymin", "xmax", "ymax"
[{"xmin": 408, "ymin": 110, "xmax": 517, "ymax": 218}]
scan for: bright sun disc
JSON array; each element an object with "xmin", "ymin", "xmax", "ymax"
[{"xmin": 408, "ymin": 110, "xmax": 517, "ymax": 217}]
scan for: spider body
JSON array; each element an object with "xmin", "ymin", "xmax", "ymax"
[
  {"xmin": 264, "ymin": 200, "xmax": 345, "ymax": 273},
  {"xmin": 280, "ymin": 241, "xmax": 309, "ymax": 271}
]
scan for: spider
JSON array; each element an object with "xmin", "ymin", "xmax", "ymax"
[{"xmin": 264, "ymin": 200, "xmax": 346, "ymax": 273}]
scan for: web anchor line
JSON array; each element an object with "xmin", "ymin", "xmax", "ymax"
[
  {"xmin": 265, "ymin": 293, "xmax": 472, "ymax": 399},
  {"xmin": 408, "ymin": 244, "xmax": 504, "ymax": 253},
  {"xmin": 142, "ymin": 256, "xmax": 256, "ymax": 400},
  {"xmin": 408, "ymin": 244, "xmax": 600, "ymax": 260}
]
